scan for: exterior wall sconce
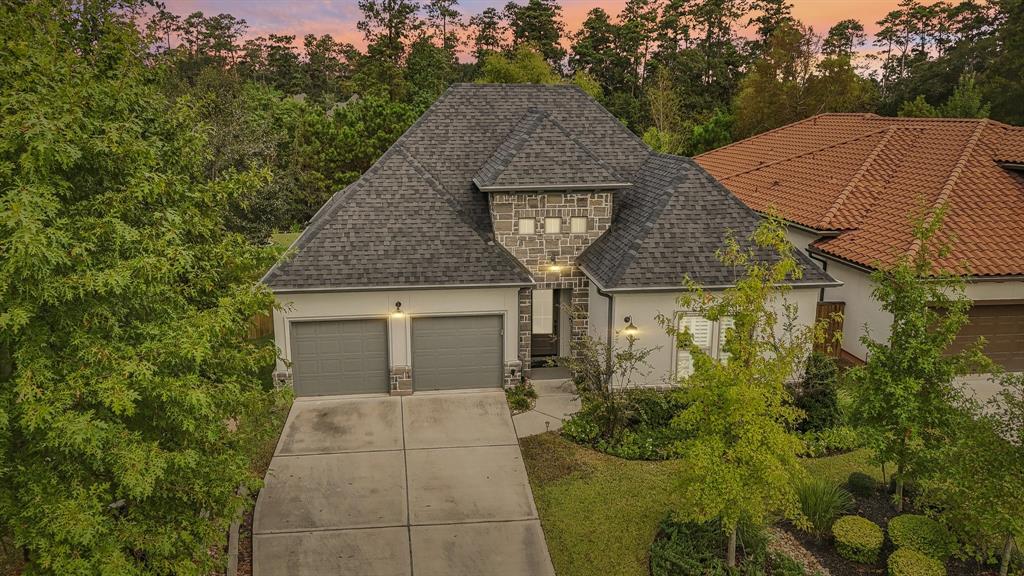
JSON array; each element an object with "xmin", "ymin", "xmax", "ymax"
[
  {"xmin": 547, "ymin": 255, "xmax": 562, "ymax": 273},
  {"xmin": 623, "ymin": 316, "xmax": 638, "ymax": 336},
  {"xmin": 391, "ymin": 301, "xmax": 405, "ymax": 318}
]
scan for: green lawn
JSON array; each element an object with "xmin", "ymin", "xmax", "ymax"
[
  {"xmin": 520, "ymin": 433, "xmax": 883, "ymax": 576},
  {"xmin": 270, "ymin": 231, "xmax": 301, "ymax": 249}
]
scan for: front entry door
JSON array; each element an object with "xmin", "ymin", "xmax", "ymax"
[{"xmin": 531, "ymin": 289, "xmax": 559, "ymax": 359}]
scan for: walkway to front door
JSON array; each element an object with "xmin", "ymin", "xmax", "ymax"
[{"xmin": 252, "ymin": 390, "xmax": 555, "ymax": 576}]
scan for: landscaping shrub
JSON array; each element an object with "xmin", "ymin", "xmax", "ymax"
[
  {"xmin": 847, "ymin": 471, "xmax": 879, "ymax": 497},
  {"xmin": 888, "ymin": 547, "xmax": 947, "ymax": 576},
  {"xmin": 505, "ymin": 381, "xmax": 538, "ymax": 413},
  {"xmin": 561, "ymin": 412, "xmax": 600, "ymax": 444},
  {"xmin": 888, "ymin": 515, "xmax": 956, "ymax": 560},
  {"xmin": 650, "ymin": 515, "xmax": 772, "ymax": 576},
  {"xmin": 800, "ymin": 425, "xmax": 862, "ymax": 457},
  {"xmin": 790, "ymin": 352, "xmax": 843, "ymax": 432},
  {"xmin": 833, "ymin": 515, "xmax": 885, "ymax": 563},
  {"xmin": 796, "ymin": 477, "xmax": 855, "ymax": 539},
  {"xmin": 649, "ymin": 515, "xmax": 814, "ymax": 576},
  {"xmin": 562, "ymin": 388, "xmax": 689, "ymax": 460}
]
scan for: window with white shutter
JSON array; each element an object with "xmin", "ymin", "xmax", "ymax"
[
  {"xmin": 718, "ymin": 317, "xmax": 735, "ymax": 364},
  {"xmin": 532, "ymin": 289, "xmax": 554, "ymax": 334},
  {"xmin": 676, "ymin": 315, "xmax": 714, "ymax": 377}
]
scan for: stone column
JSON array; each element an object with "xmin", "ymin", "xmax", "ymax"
[
  {"xmin": 570, "ymin": 281, "xmax": 590, "ymax": 355},
  {"xmin": 518, "ymin": 287, "xmax": 532, "ymax": 377}
]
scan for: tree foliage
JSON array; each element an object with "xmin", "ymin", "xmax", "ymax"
[
  {"xmin": 661, "ymin": 217, "xmax": 815, "ymax": 566},
  {"xmin": 849, "ymin": 209, "xmax": 990, "ymax": 512},
  {"xmin": 0, "ymin": 1, "xmax": 285, "ymax": 571}
]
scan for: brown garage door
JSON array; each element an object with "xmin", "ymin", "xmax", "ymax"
[{"xmin": 948, "ymin": 303, "xmax": 1024, "ymax": 371}]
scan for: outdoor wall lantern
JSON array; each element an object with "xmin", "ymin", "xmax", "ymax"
[
  {"xmin": 622, "ymin": 316, "xmax": 638, "ymax": 336},
  {"xmin": 391, "ymin": 301, "xmax": 405, "ymax": 318},
  {"xmin": 547, "ymin": 255, "xmax": 562, "ymax": 273}
]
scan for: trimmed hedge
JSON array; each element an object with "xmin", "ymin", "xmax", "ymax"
[
  {"xmin": 846, "ymin": 471, "xmax": 878, "ymax": 497},
  {"xmin": 833, "ymin": 515, "xmax": 884, "ymax": 563},
  {"xmin": 888, "ymin": 547, "xmax": 946, "ymax": 576},
  {"xmin": 888, "ymin": 515, "xmax": 955, "ymax": 560}
]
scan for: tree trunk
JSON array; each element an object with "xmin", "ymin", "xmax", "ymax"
[
  {"xmin": 999, "ymin": 534, "xmax": 1014, "ymax": 576},
  {"xmin": 727, "ymin": 526, "xmax": 737, "ymax": 568},
  {"xmin": 894, "ymin": 462, "xmax": 905, "ymax": 513}
]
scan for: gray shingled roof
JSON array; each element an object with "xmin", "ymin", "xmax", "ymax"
[
  {"xmin": 473, "ymin": 108, "xmax": 631, "ymax": 191},
  {"xmin": 577, "ymin": 153, "xmax": 836, "ymax": 290},
  {"xmin": 264, "ymin": 84, "xmax": 835, "ymax": 292}
]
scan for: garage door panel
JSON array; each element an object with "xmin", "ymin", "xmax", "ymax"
[
  {"xmin": 291, "ymin": 319, "xmax": 388, "ymax": 396},
  {"xmin": 949, "ymin": 304, "xmax": 1024, "ymax": 371},
  {"xmin": 412, "ymin": 316, "xmax": 502, "ymax": 391}
]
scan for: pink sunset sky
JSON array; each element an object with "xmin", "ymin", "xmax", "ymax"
[{"xmin": 162, "ymin": 0, "xmax": 904, "ymax": 51}]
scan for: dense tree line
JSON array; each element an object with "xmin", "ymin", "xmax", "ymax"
[{"xmin": 137, "ymin": 0, "xmax": 1021, "ymax": 240}]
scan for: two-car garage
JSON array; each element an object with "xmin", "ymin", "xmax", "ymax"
[{"xmin": 288, "ymin": 314, "xmax": 504, "ymax": 397}]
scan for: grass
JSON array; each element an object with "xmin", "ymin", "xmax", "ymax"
[
  {"xmin": 520, "ymin": 433, "xmax": 882, "ymax": 576},
  {"xmin": 270, "ymin": 231, "xmax": 301, "ymax": 249}
]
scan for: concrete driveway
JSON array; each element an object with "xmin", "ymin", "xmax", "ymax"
[{"xmin": 253, "ymin": 390, "xmax": 555, "ymax": 576}]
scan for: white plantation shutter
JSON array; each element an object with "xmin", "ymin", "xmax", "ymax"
[
  {"xmin": 718, "ymin": 317, "xmax": 735, "ymax": 363},
  {"xmin": 532, "ymin": 289, "xmax": 553, "ymax": 334},
  {"xmin": 676, "ymin": 315, "xmax": 714, "ymax": 377}
]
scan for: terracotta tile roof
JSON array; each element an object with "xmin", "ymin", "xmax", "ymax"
[{"xmin": 696, "ymin": 114, "xmax": 1024, "ymax": 276}]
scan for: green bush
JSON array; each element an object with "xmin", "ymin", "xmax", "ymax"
[
  {"xmin": 796, "ymin": 477, "xmax": 854, "ymax": 539},
  {"xmin": 650, "ymin": 515, "xmax": 772, "ymax": 576},
  {"xmin": 888, "ymin": 515, "xmax": 955, "ymax": 560},
  {"xmin": 561, "ymin": 413, "xmax": 600, "ymax": 444},
  {"xmin": 847, "ymin": 471, "xmax": 879, "ymax": 497},
  {"xmin": 888, "ymin": 547, "xmax": 946, "ymax": 576},
  {"xmin": 505, "ymin": 381, "xmax": 538, "ymax": 413},
  {"xmin": 833, "ymin": 515, "xmax": 884, "ymax": 563},
  {"xmin": 563, "ymin": 389, "xmax": 689, "ymax": 460},
  {"xmin": 801, "ymin": 425, "xmax": 862, "ymax": 457},
  {"xmin": 790, "ymin": 352, "xmax": 843, "ymax": 432}
]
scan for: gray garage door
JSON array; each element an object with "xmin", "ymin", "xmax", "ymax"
[
  {"xmin": 290, "ymin": 319, "xmax": 388, "ymax": 396},
  {"xmin": 412, "ymin": 315, "xmax": 502, "ymax": 390}
]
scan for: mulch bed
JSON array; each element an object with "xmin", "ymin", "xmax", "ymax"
[{"xmin": 779, "ymin": 485, "xmax": 999, "ymax": 576}]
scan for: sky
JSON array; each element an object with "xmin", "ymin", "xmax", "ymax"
[{"xmin": 162, "ymin": 0, "xmax": 905, "ymax": 52}]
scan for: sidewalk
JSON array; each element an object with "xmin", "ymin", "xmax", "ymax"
[{"xmin": 512, "ymin": 372, "xmax": 580, "ymax": 438}]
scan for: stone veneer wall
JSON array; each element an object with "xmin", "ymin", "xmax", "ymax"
[{"xmin": 490, "ymin": 191, "xmax": 611, "ymax": 371}]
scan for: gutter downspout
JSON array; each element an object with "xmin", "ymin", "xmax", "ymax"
[
  {"xmin": 593, "ymin": 283, "xmax": 615, "ymax": 368},
  {"xmin": 807, "ymin": 252, "xmax": 829, "ymax": 302}
]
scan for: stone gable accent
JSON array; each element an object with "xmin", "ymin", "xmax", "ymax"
[{"xmin": 492, "ymin": 191, "xmax": 610, "ymax": 368}]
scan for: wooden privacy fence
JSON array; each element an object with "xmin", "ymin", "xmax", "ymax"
[
  {"xmin": 247, "ymin": 311, "xmax": 274, "ymax": 340},
  {"xmin": 815, "ymin": 301, "xmax": 845, "ymax": 359}
]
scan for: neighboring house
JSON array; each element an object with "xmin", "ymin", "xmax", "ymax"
[
  {"xmin": 263, "ymin": 84, "xmax": 836, "ymax": 396},
  {"xmin": 696, "ymin": 114, "xmax": 1024, "ymax": 397}
]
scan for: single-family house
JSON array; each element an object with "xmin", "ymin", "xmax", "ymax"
[
  {"xmin": 263, "ymin": 84, "xmax": 836, "ymax": 396},
  {"xmin": 696, "ymin": 114, "xmax": 1024, "ymax": 397}
]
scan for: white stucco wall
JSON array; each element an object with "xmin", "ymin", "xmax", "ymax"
[
  {"xmin": 785, "ymin": 227, "xmax": 822, "ymax": 259},
  {"xmin": 602, "ymin": 287, "xmax": 821, "ymax": 387},
  {"xmin": 272, "ymin": 287, "xmax": 522, "ymax": 374},
  {"xmin": 820, "ymin": 260, "xmax": 1024, "ymax": 364}
]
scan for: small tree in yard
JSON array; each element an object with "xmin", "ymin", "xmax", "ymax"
[
  {"xmin": 0, "ymin": 2, "xmax": 284, "ymax": 573},
  {"xmin": 661, "ymin": 217, "xmax": 815, "ymax": 568},
  {"xmin": 922, "ymin": 374, "xmax": 1023, "ymax": 576},
  {"xmin": 849, "ymin": 210, "xmax": 989, "ymax": 513}
]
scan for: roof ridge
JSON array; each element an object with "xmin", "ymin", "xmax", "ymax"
[
  {"xmin": 715, "ymin": 126, "xmax": 892, "ymax": 182},
  {"xmin": 605, "ymin": 154, "xmax": 691, "ymax": 287},
  {"xmin": 694, "ymin": 113, "xmax": 876, "ymax": 160},
  {"xmin": 396, "ymin": 145, "xmax": 536, "ymax": 282},
  {"xmin": 818, "ymin": 126, "xmax": 898, "ymax": 229},
  {"xmin": 906, "ymin": 119, "xmax": 988, "ymax": 260}
]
